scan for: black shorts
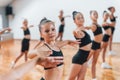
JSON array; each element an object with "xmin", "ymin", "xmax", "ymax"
[
  {"xmin": 21, "ymin": 38, "xmax": 30, "ymax": 52},
  {"xmin": 111, "ymin": 27, "xmax": 115, "ymax": 35},
  {"xmin": 72, "ymin": 49, "xmax": 90, "ymax": 65},
  {"xmin": 91, "ymin": 41, "xmax": 101, "ymax": 50},
  {"xmin": 59, "ymin": 24, "xmax": 64, "ymax": 33},
  {"xmin": 103, "ymin": 34, "xmax": 110, "ymax": 42}
]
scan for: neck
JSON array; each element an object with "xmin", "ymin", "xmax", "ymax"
[
  {"xmin": 92, "ymin": 20, "xmax": 97, "ymax": 24},
  {"xmin": 77, "ymin": 24, "xmax": 83, "ymax": 28},
  {"xmin": 45, "ymin": 40, "xmax": 56, "ymax": 46},
  {"xmin": 110, "ymin": 12, "xmax": 114, "ymax": 15}
]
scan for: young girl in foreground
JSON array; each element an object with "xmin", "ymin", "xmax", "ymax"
[{"xmin": 31, "ymin": 18, "xmax": 79, "ymax": 80}]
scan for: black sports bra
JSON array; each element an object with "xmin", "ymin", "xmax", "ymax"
[
  {"xmin": 110, "ymin": 16, "xmax": 116, "ymax": 22},
  {"xmin": 74, "ymin": 30, "xmax": 91, "ymax": 48},
  {"xmin": 24, "ymin": 28, "xmax": 30, "ymax": 35},
  {"xmin": 93, "ymin": 24, "xmax": 102, "ymax": 36},
  {"xmin": 103, "ymin": 26, "xmax": 111, "ymax": 30},
  {"xmin": 60, "ymin": 17, "xmax": 64, "ymax": 22},
  {"xmin": 44, "ymin": 43, "xmax": 63, "ymax": 70}
]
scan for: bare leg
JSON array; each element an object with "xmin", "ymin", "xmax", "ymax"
[
  {"xmin": 102, "ymin": 43, "xmax": 108, "ymax": 62},
  {"xmin": 77, "ymin": 62, "xmax": 87, "ymax": 80},
  {"xmin": 109, "ymin": 36, "xmax": 113, "ymax": 51},
  {"xmin": 14, "ymin": 52, "xmax": 24, "ymax": 63},
  {"xmin": 92, "ymin": 50, "xmax": 100, "ymax": 79},
  {"xmin": 68, "ymin": 64, "xmax": 82, "ymax": 80},
  {"xmin": 60, "ymin": 33, "xmax": 63, "ymax": 41},
  {"xmin": 25, "ymin": 51, "xmax": 28, "ymax": 62}
]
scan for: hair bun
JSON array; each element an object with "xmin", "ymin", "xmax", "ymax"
[
  {"xmin": 40, "ymin": 17, "xmax": 47, "ymax": 24},
  {"xmin": 72, "ymin": 11, "xmax": 77, "ymax": 16}
]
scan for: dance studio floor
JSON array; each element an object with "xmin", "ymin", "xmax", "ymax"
[{"xmin": 0, "ymin": 40, "xmax": 120, "ymax": 80}]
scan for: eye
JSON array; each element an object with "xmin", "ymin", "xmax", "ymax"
[
  {"xmin": 45, "ymin": 30, "xmax": 50, "ymax": 33},
  {"xmin": 52, "ymin": 28, "xmax": 55, "ymax": 31}
]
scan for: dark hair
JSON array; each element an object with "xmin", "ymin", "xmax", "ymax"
[
  {"xmin": 72, "ymin": 11, "xmax": 78, "ymax": 20},
  {"xmin": 103, "ymin": 10, "xmax": 107, "ymax": 16},
  {"xmin": 39, "ymin": 17, "xmax": 53, "ymax": 41},
  {"xmin": 108, "ymin": 6, "xmax": 114, "ymax": 11},
  {"xmin": 90, "ymin": 10, "xmax": 97, "ymax": 15}
]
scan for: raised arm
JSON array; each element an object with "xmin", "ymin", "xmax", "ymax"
[
  {"xmin": 0, "ymin": 56, "xmax": 63, "ymax": 80},
  {"xmin": 56, "ymin": 40, "xmax": 80, "ymax": 48}
]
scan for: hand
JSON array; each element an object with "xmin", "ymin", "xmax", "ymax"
[
  {"xmin": 37, "ymin": 56, "xmax": 63, "ymax": 68},
  {"xmin": 29, "ymin": 25, "xmax": 34, "ymax": 27},
  {"xmin": 68, "ymin": 40, "xmax": 81, "ymax": 45}
]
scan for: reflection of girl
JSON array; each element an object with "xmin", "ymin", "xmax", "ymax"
[
  {"xmin": 101, "ymin": 11, "xmax": 112, "ymax": 69},
  {"xmin": 12, "ymin": 19, "xmax": 33, "ymax": 68},
  {"xmin": 108, "ymin": 6, "xmax": 117, "ymax": 55},
  {"xmin": 56, "ymin": 10, "xmax": 70, "ymax": 41},
  {"xmin": 32, "ymin": 18, "xmax": 79, "ymax": 80},
  {"xmin": 0, "ymin": 27, "xmax": 11, "ymax": 48},
  {"xmin": 68, "ymin": 11, "xmax": 92, "ymax": 80}
]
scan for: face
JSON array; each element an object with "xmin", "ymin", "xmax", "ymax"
[
  {"xmin": 74, "ymin": 13, "xmax": 84, "ymax": 26},
  {"xmin": 103, "ymin": 12, "xmax": 109, "ymax": 21},
  {"xmin": 23, "ymin": 19, "xmax": 28, "ymax": 26},
  {"xmin": 41, "ymin": 22, "xmax": 56, "ymax": 42},
  {"xmin": 90, "ymin": 11, "xmax": 98, "ymax": 21},
  {"xmin": 60, "ymin": 10, "xmax": 63, "ymax": 15},
  {"xmin": 111, "ymin": 7, "xmax": 115, "ymax": 13}
]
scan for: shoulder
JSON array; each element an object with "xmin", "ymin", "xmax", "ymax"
[{"xmin": 36, "ymin": 44, "xmax": 50, "ymax": 52}]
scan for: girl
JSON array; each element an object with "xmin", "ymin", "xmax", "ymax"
[
  {"xmin": 31, "ymin": 18, "xmax": 79, "ymax": 80},
  {"xmin": 86, "ymin": 10, "xmax": 103, "ymax": 80},
  {"xmin": 101, "ymin": 11, "xmax": 112, "ymax": 69},
  {"xmin": 11, "ymin": 19, "xmax": 33, "ymax": 68},
  {"xmin": 68, "ymin": 11, "xmax": 92, "ymax": 80},
  {"xmin": 56, "ymin": 10, "xmax": 70, "ymax": 41},
  {"xmin": 108, "ymin": 6, "xmax": 117, "ymax": 55}
]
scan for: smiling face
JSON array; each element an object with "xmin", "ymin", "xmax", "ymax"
[
  {"xmin": 90, "ymin": 11, "xmax": 98, "ymax": 21},
  {"xmin": 74, "ymin": 13, "xmax": 84, "ymax": 26},
  {"xmin": 40, "ymin": 22, "xmax": 56, "ymax": 42}
]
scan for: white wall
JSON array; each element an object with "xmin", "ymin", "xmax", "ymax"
[{"xmin": 10, "ymin": 0, "xmax": 120, "ymax": 42}]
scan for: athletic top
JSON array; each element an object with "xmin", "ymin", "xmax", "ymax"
[
  {"xmin": 110, "ymin": 16, "xmax": 116, "ymax": 22},
  {"xmin": 103, "ymin": 26, "xmax": 111, "ymax": 30},
  {"xmin": 74, "ymin": 30, "xmax": 91, "ymax": 48},
  {"xmin": 93, "ymin": 24, "xmax": 102, "ymax": 36},
  {"xmin": 24, "ymin": 28, "xmax": 30, "ymax": 35},
  {"xmin": 44, "ymin": 43, "xmax": 63, "ymax": 70},
  {"xmin": 60, "ymin": 17, "xmax": 64, "ymax": 22}
]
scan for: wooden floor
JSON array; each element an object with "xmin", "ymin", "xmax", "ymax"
[{"xmin": 0, "ymin": 40, "xmax": 120, "ymax": 80}]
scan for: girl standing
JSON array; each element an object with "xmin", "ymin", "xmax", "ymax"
[{"xmin": 68, "ymin": 11, "xmax": 92, "ymax": 80}]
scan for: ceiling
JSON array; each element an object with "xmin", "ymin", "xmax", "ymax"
[{"xmin": 0, "ymin": 0, "xmax": 14, "ymax": 7}]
